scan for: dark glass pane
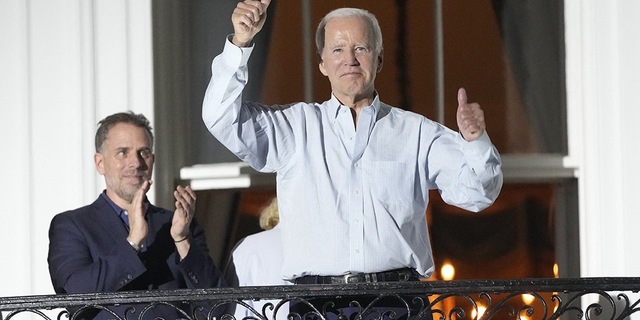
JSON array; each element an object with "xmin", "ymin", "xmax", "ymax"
[
  {"xmin": 260, "ymin": 1, "xmax": 566, "ymax": 154},
  {"xmin": 428, "ymin": 184, "xmax": 557, "ymax": 280}
]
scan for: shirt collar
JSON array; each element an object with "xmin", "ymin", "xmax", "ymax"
[
  {"xmin": 100, "ymin": 190, "xmax": 149, "ymax": 216},
  {"xmin": 328, "ymin": 92, "xmax": 381, "ymax": 120}
]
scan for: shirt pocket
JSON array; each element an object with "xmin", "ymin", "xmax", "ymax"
[{"xmin": 373, "ymin": 161, "xmax": 413, "ymax": 208}]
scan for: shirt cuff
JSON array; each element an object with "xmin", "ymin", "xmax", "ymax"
[
  {"xmin": 461, "ymin": 131, "xmax": 493, "ymax": 159},
  {"xmin": 222, "ymin": 34, "xmax": 254, "ymax": 69}
]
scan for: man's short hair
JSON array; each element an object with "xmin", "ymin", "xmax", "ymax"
[
  {"xmin": 315, "ymin": 7, "xmax": 383, "ymax": 57},
  {"xmin": 95, "ymin": 111, "xmax": 154, "ymax": 153}
]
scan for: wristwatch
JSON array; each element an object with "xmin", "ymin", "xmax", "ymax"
[{"xmin": 127, "ymin": 239, "xmax": 142, "ymax": 253}]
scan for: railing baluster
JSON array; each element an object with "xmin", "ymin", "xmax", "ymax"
[{"xmin": 1, "ymin": 278, "xmax": 640, "ymax": 320}]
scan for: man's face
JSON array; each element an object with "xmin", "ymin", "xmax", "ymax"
[
  {"xmin": 319, "ymin": 16, "xmax": 383, "ymax": 103},
  {"xmin": 94, "ymin": 123, "xmax": 154, "ymax": 204}
]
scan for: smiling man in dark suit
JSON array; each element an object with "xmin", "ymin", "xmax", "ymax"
[{"xmin": 47, "ymin": 111, "xmax": 224, "ymax": 320}]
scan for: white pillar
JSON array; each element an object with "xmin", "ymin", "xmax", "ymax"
[
  {"xmin": 565, "ymin": 0, "xmax": 640, "ymax": 279},
  {"xmin": 0, "ymin": 0, "xmax": 153, "ymax": 297}
]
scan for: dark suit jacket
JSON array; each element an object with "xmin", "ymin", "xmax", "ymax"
[{"xmin": 48, "ymin": 195, "xmax": 224, "ymax": 319}]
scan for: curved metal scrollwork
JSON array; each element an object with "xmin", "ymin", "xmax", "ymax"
[
  {"xmin": 3, "ymin": 309, "xmax": 55, "ymax": 320},
  {"xmin": 2, "ymin": 278, "xmax": 640, "ymax": 320}
]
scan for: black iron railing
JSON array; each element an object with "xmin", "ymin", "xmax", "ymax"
[{"xmin": 1, "ymin": 278, "xmax": 640, "ymax": 320}]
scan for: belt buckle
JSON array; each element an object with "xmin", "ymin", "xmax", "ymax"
[
  {"xmin": 342, "ymin": 274, "xmax": 357, "ymax": 284},
  {"xmin": 399, "ymin": 272, "xmax": 409, "ymax": 281}
]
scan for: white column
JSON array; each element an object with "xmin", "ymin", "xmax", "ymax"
[
  {"xmin": 0, "ymin": 0, "xmax": 33, "ymax": 298},
  {"xmin": 0, "ymin": 0, "xmax": 153, "ymax": 297},
  {"xmin": 565, "ymin": 0, "xmax": 640, "ymax": 277}
]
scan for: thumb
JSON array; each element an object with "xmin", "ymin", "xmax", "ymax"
[
  {"xmin": 457, "ymin": 87, "xmax": 467, "ymax": 106},
  {"xmin": 261, "ymin": 0, "xmax": 271, "ymax": 7},
  {"xmin": 134, "ymin": 180, "xmax": 152, "ymax": 201}
]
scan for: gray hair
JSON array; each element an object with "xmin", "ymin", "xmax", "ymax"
[{"xmin": 315, "ymin": 7, "xmax": 383, "ymax": 56}]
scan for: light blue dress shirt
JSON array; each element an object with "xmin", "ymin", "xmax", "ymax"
[{"xmin": 203, "ymin": 37, "xmax": 503, "ymax": 280}]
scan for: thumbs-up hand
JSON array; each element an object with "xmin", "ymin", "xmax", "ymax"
[
  {"xmin": 231, "ymin": 0, "xmax": 271, "ymax": 47},
  {"xmin": 456, "ymin": 88, "xmax": 485, "ymax": 141}
]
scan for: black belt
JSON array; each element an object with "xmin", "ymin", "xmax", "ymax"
[{"xmin": 294, "ymin": 268, "xmax": 420, "ymax": 284}]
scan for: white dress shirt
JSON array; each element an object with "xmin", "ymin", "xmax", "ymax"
[
  {"xmin": 203, "ymin": 37, "xmax": 503, "ymax": 280},
  {"xmin": 229, "ymin": 226, "xmax": 289, "ymax": 320}
]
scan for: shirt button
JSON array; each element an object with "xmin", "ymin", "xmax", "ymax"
[
  {"xmin": 348, "ymin": 137, "xmax": 353, "ymax": 140},
  {"xmin": 354, "ymin": 219, "xmax": 359, "ymax": 223},
  {"xmin": 354, "ymin": 163, "xmax": 359, "ymax": 167},
  {"xmin": 354, "ymin": 190, "xmax": 359, "ymax": 195},
  {"xmin": 355, "ymin": 249, "xmax": 360, "ymax": 253}
]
